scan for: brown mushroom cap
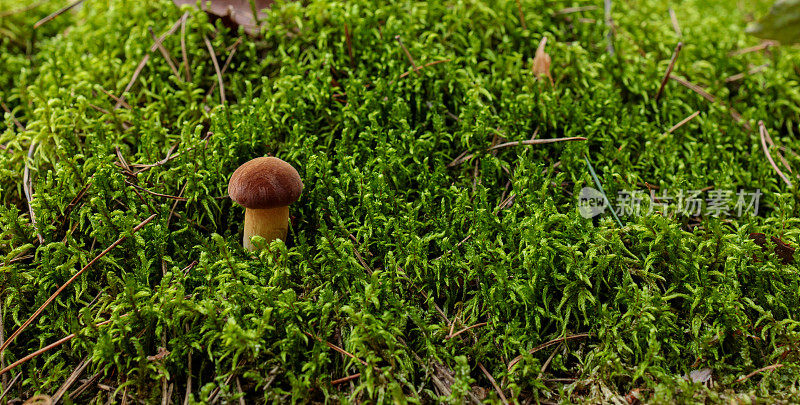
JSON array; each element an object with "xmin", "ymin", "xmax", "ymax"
[{"xmin": 228, "ymin": 157, "xmax": 303, "ymax": 209}]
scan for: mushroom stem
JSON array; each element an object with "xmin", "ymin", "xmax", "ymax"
[{"xmin": 243, "ymin": 206, "xmax": 289, "ymax": 250}]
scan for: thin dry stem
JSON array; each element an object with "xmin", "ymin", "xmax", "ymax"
[
  {"xmin": 759, "ymin": 121, "xmax": 792, "ymax": 187},
  {"xmin": 116, "ymin": 13, "xmax": 186, "ymax": 108},
  {"xmin": 669, "ymin": 8, "xmax": 681, "ymax": 37},
  {"xmin": 180, "ymin": 13, "xmax": 192, "ymax": 82},
  {"xmin": 398, "ymin": 59, "xmax": 451, "ymax": 79},
  {"xmin": 0, "ymin": 372, "xmax": 20, "ymax": 402},
  {"xmin": 205, "ymin": 37, "xmax": 242, "ymax": 101},
  {"xmin": 662, "ymin": 111, "xmax": 700, "ymax": 136},
  {"xmin": 33, "ymin": 0, "xmax": 86, "ymax": 29},
  {"xmin": 478, "ymin": 362, "xmax": 508, "ymax": 405},
  {"xmin": 332, "ymin": 373, "xmax": 361, "ymax": 385},
  {"xmin": 52, "ymin": 357, "xmax": 91, "ymax": 404},
  {"xmin": 203, "ymin": 35, "xmax": 226, "ymax": 105},
  {"xmin": 655, "ymin": 42, "xmax": 683, "ymax": 101},
  {"xmin": 516, "ymin": 0, "xmax": 526, "ymax": 29},
  {"xmin": 670, "ymin": 74, "xmax": 751, "ymax": 131},
  {"xmin": 447, "ymin": 322, "xmax": 488, "ymax": 340},
  {"xmin": 23, "ymin": 142, "xmax": 44, "ymax": 244},
  {"xmin": 0, "ymin": 317, "xmax": 121, "ymax": 376},
  {"xmin": 394, "ymin": 36, "xmax": 419, "ymax": 74},
  {"xmin": 148, "ymin": 26, "xmax": 183, "ymax": 80},
  {"xmin": 507, "ymin": 333, "xmax": 591, "ymax": 371},
  {"xmin": 735, "ymin": 363, "xmax": 783, "ymax": 383},
  {"xmin": 0, "ymin": 215, "xmax": 156, "ymax": 356},
  {"xmin": 1, "ymin": 102, "xmax": 25, "ymax": 130}
]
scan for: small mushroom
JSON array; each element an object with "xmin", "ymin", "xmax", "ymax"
[{"xmin": 228, "ymin": 157, "xmax": 303, "ymax": 250}]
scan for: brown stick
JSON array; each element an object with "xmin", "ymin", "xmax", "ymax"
[
  {"xmin": 344, "ymin": 23, "xmax": 355, "ymax": 69},
  {"xmin": 724, "ymin": 63, "xmax": 769, "ymax": 83},
  {"xmin": 729, "ymin": 41, "xmax": 776, "ymax": 57},
  {"xmin": 0, "ymin": 317, "xmax": 119, "ymax": 377},
  {"xmin": 33, "ymin": 0, "xmax": 86, "ymax": 29},
  {"xmin": 398, "ymin": 59, "xmax": 452, "ymax": 79},
  {"xmin": 52, "ymin": 357, "xmax": 91, "ymax": 404},
  {"xmin": 735, "ymin": 363, "xmax": 783, "ymax": 383},
  {"xmin": 303, "ymin": 331, "xmax": 368, "ymax": 366},
  {"xmin": 332, "ymin": 373, "xmax": 361, "ymax": 385},
  {"xmin": 669, "ymin": 8, "xmax": 681, "ymax": 38},
  {"xmin": 655, "ymin": 42, "xmax": 682, "ymax": 101},
  {"xmin": 180, "ymin": 13, "xmax": 192, "ymax": 82},
  {"xmin": 662, "ymin": 111, "xmax": 700, "ymax": 136},
  {"xmin": 0, "ymin": 301, "xmax": 4, "ymax": 388},
  {"xmin": 97, "ymin": 86, "xmax": 131, "ymax": 109},
  {"xmin": 448, "ymin": 136, "xmax": 587, "ymax": 167},
  {"xmin": 0, "ymin": 215, "xmax": 156, "ymax": 355},
  {"xmin": 447, "ymin": 322, "xmax": 488, "ymax": 339},
  {"xmin": 0, "ymin": 102, "xmax": 25, "ymax": 130},
  {"xmin": 670, "ymin": 74, "xmax": 751, "ymax": 131},
  {"xmin": 394, "ymin": 36, "xmax": 418, "ymax": 74},
  {"xmin": 759, "ymin": 121, "xmax": 792, "ymax": 187},
  {"xmin": 0, "ymin": 372, "xmax": 20, "ymax": 401},
  {"xmin": 23, "ymin": 142, "xmax": 44, "ymax": 244},
  {"xmin": 205, "ymin": 38, "xmax": 242, "ymax": 102},
  {"xmin": 516, "ymin": 0, "xmax": 527, "ymax": 29},
  {"xmin": 115, "ymin": 14, "xmax": 187, "ymax": 108},
  {"xmin": 761, "ymin": 125, "xmax": 794, "ymax": 175},
  {"xmin": 478, "ymin": 362, "xmax": 508, "ymax": 405},
  {"xmin": 124, "ymin": 180, "xmax": 188, "ymax": 201},
  {"xmin": 507, "ymin": 333, "xmax": 591, "ymax": 371},
  {"xmin": 203, "ymin": 36, "xmax": 226, "ymax": 105},
  {"xmin": 555, "ymin": 5, "xmax": 598, "ymax": 14},
  {"xmin": 148, "ymin": 27, "xmax": 182, "ymax": 80},
  {"xmin": 0, "ymin": 0, "xmax": 48, "ymax": 18},
  {"xmin": 68, "ymin": 372, "xmax": 100, "ymax": 400},
  {"xmin": 182, "ymin": 351, "xmax": 192, "ymax": 405}
]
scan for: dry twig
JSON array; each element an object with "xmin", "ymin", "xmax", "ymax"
[
  {"xmin": 180, "ymin": 13, "xmax": 192, "ymax": 82},
  {"xmin": 116, "ymin": 13, "xmax": 187, "ymax": 108},
  {"xmin": 669, "ymin": 74, "xmax": 751, "ymax": 131},
  {"xmin": 478, "ymin": 362, "xmax": 508, "ymax": 404},
  {"xmin": 759, "ymin": 121, "xmax": 792, "ymax": 187},
  {"xmin": 0, "ymin": 317, "xmax": 122, "ymax": 376},
  {"xmin": 203, "ymin": 35, "xmax": 226, "ymax": 105},
  {"xmin": 52, "ymin": 357, "xmax": 91, "ymax": 404},
  {"xmin": 23, "ymin": 142, "xmax": 44, "ymax": 244},
  {"xmin": 448, "ymin": 136, "xmax": 587, "ymax": 167},
  {"xmin": 507, "ymin": 333, "xmax": 591, "ymax": 371},
  {"xmin": 735, "ymin": 363, "xmax": 783, "ymax": 383},
  {"xmin": 148, "ymin": 27, "xmax": 182, "ymax": 80},
  {"xmin": 669, "ymin": 8, "xmax": 681, "ymax": 37},
  {"xmin": 655, "ymin": 42, "xmax": 682, "ymax": 101},
  {"xmin": 33, "ymin": 0, "xmax": 86, "ymax": 29},
  {"xmin": 0, "ymin": 215, "xmax": 156, "ymax": 355},
  {"xmin": 662, "ymin": 111, "xmax": 700, "ymax": 136},
  {"xmin": 395, "ymin": 36, "xmax": 418, "ymax": 74}
]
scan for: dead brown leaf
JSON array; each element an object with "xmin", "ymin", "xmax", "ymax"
[
  {"xmin": 147, "ymin": 346, "xmax": 171, "ymax": 362},
  {"xmin": 750, "ymin": 232, "xmax": 796, "ymax": 264},
  {"xmin": 532, "ymin": 36, "xmax": 554, "ymax": 85},
  {"xmin": 173, "ymin": 0, "xmax": 272, "ymax": 36}
]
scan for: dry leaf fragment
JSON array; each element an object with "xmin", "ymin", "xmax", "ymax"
[
  {"xmin": 749, "ymin": 232, "xmax": 796, "ymax": 264},
  {"xmin": 532, "ymin": 36, "xmax": 554, "ymax": 85},
  {"xmin": 173, "ymin": 0, "xmax": 272, "ymax": 36},
  {"xmin": 688, "ymin": 368, "xmax": 713, "ymax": 384},
  {"xmin": 746, "ymin": 0, "xmax": 800, "ymax": 44},
  {"xmin": 147, "ymin": 346, "xmax": 171, "ymax": 361}
]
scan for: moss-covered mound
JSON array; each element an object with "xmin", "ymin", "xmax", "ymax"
[{"xmin": 1, "ymin": 0, "xmax": 799, "ymax": 403}]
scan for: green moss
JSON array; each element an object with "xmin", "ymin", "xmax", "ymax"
[{"xmin": 1, "ymin": 0, "xmax": 799, "ymax": 403}]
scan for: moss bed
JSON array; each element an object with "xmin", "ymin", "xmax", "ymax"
[{"xmin": 1, "ymin": 0, "xmax": 800, "ymax": 403}]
